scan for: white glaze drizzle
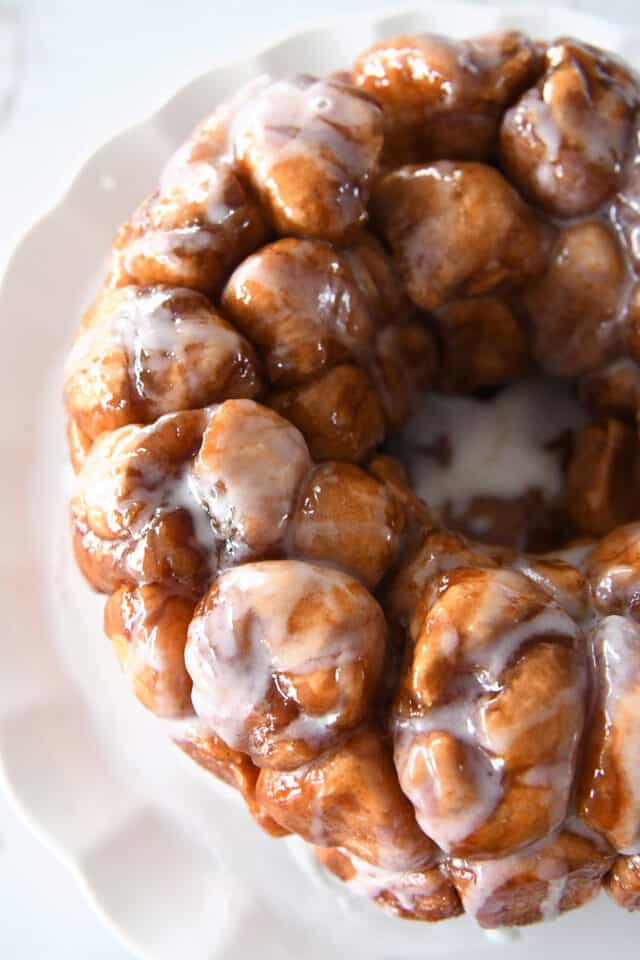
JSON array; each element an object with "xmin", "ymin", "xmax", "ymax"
[
  {"xmin": 394, "ymin": 578, "xmax": 580, "ymax": 852},
  {"xmin": 185, "ymin": 561, "xmax": 381, "ymax": 750},
  {"xmin": 229, "ymin": 75, "xmax": 380, "ymax": 225},
  {"xmin": 591, "ymin": 615, "xmax": 640, "ymax": 852},
  {"xmin": 450, "ymin": 832, "xmax": 569, "ymax": 924},
  {"xmin": 327, "ymin": 848, "xmax": 445, "ymax": 914},
  {"xmin": 66, "ymin": 288, "xmax": 242, "ymax": 411},
  {"xmin": 191, "ymin": 401, "xmax": 312, "ymax": 563},
  {"xmin": 75, "ymin": 412, "xmax": 218, "ymax": 572}
]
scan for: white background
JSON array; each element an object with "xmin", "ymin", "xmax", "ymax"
[{"xmin": 0, "ymin": 1, "xmax": 637, "ymax": 956}]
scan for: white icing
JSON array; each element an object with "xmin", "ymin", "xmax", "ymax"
[
  {"xmin": 76, "ymin": 414, "xmax": 218, "ymax": 572},
  {"xmin": 394, "ymin": 574, "xmax": 580, "ymax": 853},
  {"xmin": 191, "ymin": 401, "xmax": 312, "ymax": 563},
  {"xmin": 66, "ymin": 288, "xmax": 243, "ymax": 412},
  {"xmin": 229, "ymin": 76, "xmax": 380, "ymax": 227},
  {"xmin": 123, "ymin": 161, "xmax": 261, "ymax": 279},
  {"xmin": 463, "ymin": 602, "xmax": 578, "ymax": 691},
  {"xmin": 451, "ymin": 833, "xmax": 570, "ymax": 924},
  {"xmin": 160, "ymin": 75, "xmax": 272, "ymax": 187},
  {"xmin": 516, "ymin": 88, "xmax": 563, "ymax": 162},
  {"xmin": 327, "ymin": 848, "xmax": 445, "ymax": 914},
  {"xmin": 185, "ymin": 560, "xmax": 382, "ymax": 750},
  {"xmin": 592, "ymin": 615, "xmax": 640, "ymax": 851},
  {"xmin": 395, "ymin": 727, "xmax": 503, "ymax": 849},
  {"xmin": 401, "ymin": 376, "xmax": 585, "ymax": 519},
  {"xmin": 513, "ymin": 558, "xmax": 585, "ymax": 619}
]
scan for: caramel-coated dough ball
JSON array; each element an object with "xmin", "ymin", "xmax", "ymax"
[
  {"xmin": 256, "ymin": 727, "xmax": 437, "ymax": 870},
  {"xmin": 316, "ymin": 846, "xmax": 462, "ymax": 921},
  {"xmin": 442, "ymin": 490, "xmax": 569, "ymax": 555},
  {"xmin": 185, "ymin": 561, "xmax": 386, "ymax": 770},
  {"xmin": 393, "ymin": 568, "xmax": 586, "ymax": 858},
  {"xmin": 104, "ymin": 584, "xmax": 195, "ymax": 718},
  {"xmin": 500, "ymin": 40, "xmax": 637, "ymax": 217},
  {"xmin": 513, "ymin": 555, "xmax": 590, "ymax": 621},
  {"xmin": 566, "ymin": 419, "xmax": 640, "ymax": 536},
  {"xmin": 435, "ymin": 298, "xmax": 529, "ymax": 393},
  {"xmin": 268, "ymin": 365, "xmax": 385, "ymax": 464},
  {"xmin": 373, "ymin": 162, "xmax": 551, "ymax": 311},
  {"xmin": 71, "ymin": 410, "xmax": 211, "ymax": 594},
  {"xmin": 342, "ymin": 233, "xmax": 411, "ymax": 328},
  {"xmin": 373, "ymin": 323, "xmax": 438, "ymax": 427},
  {"xmin": 174, "ymin": 724, "xmax": 288, "ymax": 837},
  {"xmin": 368, "ymin": 454, "xmax": 432, "ymax": 532},
  {"xmin": 579, "ymin": 359, "xmax": 640, "ymax": 424},
  {"xmin": 386, "ymin": 527, "xmax": 497, "ymax": 625},
  {"xmin": 586, "ymin": 523, "xmax": 640, "ymax": 617},
  {"xmin": 353, "ymin": 31, "xmax": 542, "ymax": 165},
  {"xmin": 222, "ymin": 239, "xmax": 374, "ymax": 386},
  {"xmin": 578, "ymin": 615, "xmax": 640, "ymax": 852},
  {"xmin": 110, "ymin": 163, "xmax": 268, "ymax": 296},
  {"xmin": 523, "ymin": 222, "xmax": 626, "ymax": 377},
  {"xmin": 606, "ymin": 855, "xmax": 640, "ymax": 911},
  {"xmin": 191, "ymin": 400, "xmax": 311, "ymax": 563},
  {"xmin": 232, "ymin": 75, "xmax": 383, "ymax": 242},
  {"xmin": 161, "ymin": 76, "xmax": 272, "ymax": 175},
  {"xmin": 448, "ymin": 826, "xmax": 614, "ymax": 927},
  {"xmin": 292, "ymin": 462, "xmax": 405, "ymax": 588},
  {"xmin": 64, "ymin": 285, "xmax": 262, "ymax": 442}
]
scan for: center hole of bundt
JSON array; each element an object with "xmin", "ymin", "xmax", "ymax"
[{"xmin": 389, "ymin": 374, "xmax": 587, "ymax": 553}]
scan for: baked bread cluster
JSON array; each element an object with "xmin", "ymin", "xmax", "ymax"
[{"xmin": 65, "ymin": 31, "xmax": 640, "ymax": 928}]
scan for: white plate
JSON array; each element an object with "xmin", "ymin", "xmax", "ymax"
[{"xmin": 1, "ymin": 4, "xmax": 639, "ymax": 958}]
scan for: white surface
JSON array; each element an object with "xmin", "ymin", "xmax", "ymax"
[{"xmin": 0, "ymin": 2, "xmax": 638, "ymax": 959}]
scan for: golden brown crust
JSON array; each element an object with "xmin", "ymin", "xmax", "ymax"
[
  {"xmin": 65, "ymin": 285, "xmax": 262, "ymax": 442},
  {"xmin": 174, "ymin": 726, "xmax": 289, "ymax": 837},
  {"xmin": 500, "ymin": 40, "xmax": 635, "ymax": 217},
  {"xmin": 448, "ymin": 828, "xmax": 614, "ymax": 927},
  {"xmin": 233, "ymin": 76, "xmax": 383, "ymax": 242},
  {"xmin": 372, "ymin": 323, "xmax": 438, "ymax": 428},
  {"xmin": 586, "ymin": 523, "xmax": 640, "ymax": 616},
  {"xmin": 315, "ymin": 846, "xmax": 462, "ymax": 921},
  {"xmin": 577, "ymin": 615, "xmax": 640, "ymax": 851},
  {"xmin": 256, "ymin": 728, "xmax": 437, "ymax": 870},
  {"xmin": 104, "ymin": 584, "xmax": 195, "ymax": 717},
  {"xmin": 354, "ymin": 31, "xmax": 542, "ymax": 167},
  {"xmin": 523, "ymin": 222, "xmax": 626, "ymax": 377},
  {"xmin": 221, "ymin": 239, "xmax": 374, "ymax": 386},
  {"xmin": 110, "ymin": 164, "xmax": 268, "ymax": 296},
  {"xmin": 71, "ymin": 410, "xmax": 211, "ymax": 594},
  {"xmin": 292, "ymin": 462, "xmax": 405, "ymax": 587},
  {"xmin": 566, "ymin": 419, "xmax": 640, "ymax": 536},
  {"xmin": 579, "ymin": 359, "xmax": 640, "ymax": 424},
  {"xmin": 268, "ymin": 365, "xmax": 385, "ymax": 463},
  {"xmin": 185, "ymin": 562, "xmax": 386, "ymax": 770},
  {"xmin": 372, "ymin": 162, "xmax": 552, "ymax": 312}
]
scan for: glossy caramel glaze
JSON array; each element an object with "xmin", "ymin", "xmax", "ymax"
[{"xmin": 65, "ymin": 30, "xmax": 640, "ymax": 929}]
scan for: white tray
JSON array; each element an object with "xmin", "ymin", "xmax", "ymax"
[{"xmin": 1, "ymin": 4, "xmax": 638, "ymax": 958}]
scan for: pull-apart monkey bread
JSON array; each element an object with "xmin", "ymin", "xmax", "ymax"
[{"xmin": 65, "ymin": 30, "xmax": 640, "ymax": 928}]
